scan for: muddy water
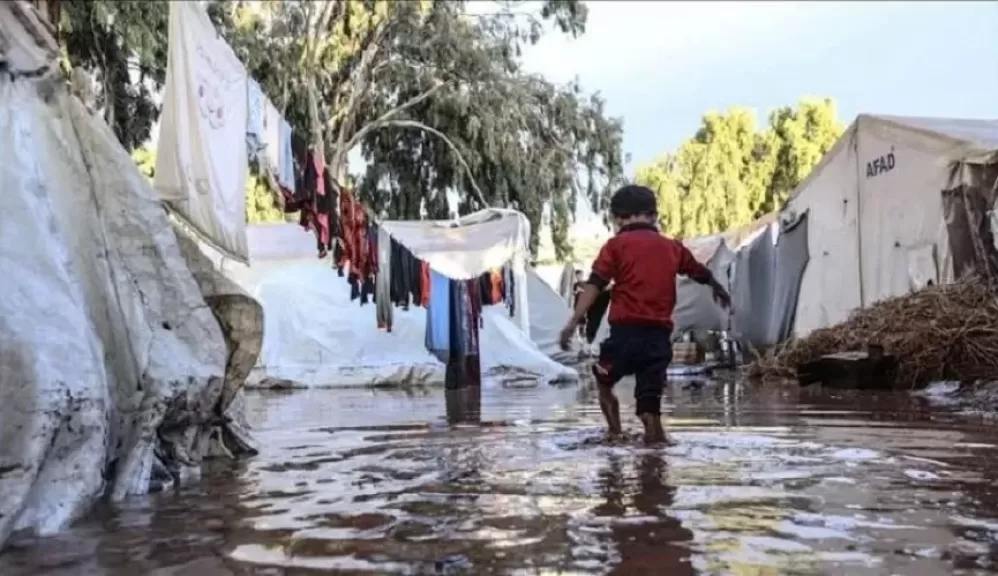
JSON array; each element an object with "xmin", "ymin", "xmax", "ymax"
[{"xmin": 4, "ymin": 379, "xmax": 998, "ymax": 575}]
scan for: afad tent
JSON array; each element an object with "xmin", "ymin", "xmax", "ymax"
[
  {"xmin": 0, "ymin": 1, "xmax": 253, "ymax": 550},
  {"xmin": 783, "ymin": 114, "xmax": 998, "ymax": 338},
  {"xmin": 213, "ymin": 213, "xmax": 578, "ymax": 388}
]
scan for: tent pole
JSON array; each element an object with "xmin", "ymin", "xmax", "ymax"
[{"xmin": 852, "ymin": 128, "xmax": 867, "ymax": 308}]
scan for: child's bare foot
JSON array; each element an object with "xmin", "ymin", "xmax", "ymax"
[
  {"xmin": 639, "ymin": 413, "xmax": 668, "ymax": 445},
  {"xmin": 605, "ymin": 429, "xmax": 626, "ymax": 444}
]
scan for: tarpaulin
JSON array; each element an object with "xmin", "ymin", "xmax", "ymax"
[{"xmin": 154, "ymin": 1, "xmax": 250, "ymax": 261}]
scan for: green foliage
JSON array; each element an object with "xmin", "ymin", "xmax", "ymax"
[
  {"xmin": 59, "ymin": 0, "xmax": 168, "ymax": 151},
  {"xmin": 131, "ymin": 146, "xmax": 156, "ymax": 181},
  {"xmin": 245, "ymin": 176, "xmax": 286, "ymax": 225},
  {"xmin": 56, "ymin": 0, "xmax": 622, "ymax": 258},
  {"xmin": 635, "ymin": 98, "xmax": 843, "ymax": 239},
  {"xmin": 207, "ymin": 0, "xmax": 621, "ymax": 259}
]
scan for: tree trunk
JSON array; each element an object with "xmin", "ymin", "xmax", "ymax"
[
  {"xmin": 305, "ymin": 75, "xmax": 326, "ymax": 167},
  {"xmin": 31, "ymin": 0, "xmax": 61, "ymax": 31}
]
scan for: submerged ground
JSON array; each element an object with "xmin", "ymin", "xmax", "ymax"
[{"xmin": 3, "ymin": 378, "xmax": 998, "ymax": 575}]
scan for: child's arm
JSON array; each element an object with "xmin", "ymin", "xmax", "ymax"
[
  {"xmin": 559, "ymin": 241, "xmax": 616, "ymax": 348},
  {"xmin": 677, "ymin": 244, "xmax": 731, "ymax": 308}
]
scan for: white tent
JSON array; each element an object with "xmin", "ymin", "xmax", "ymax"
[
  {"xmin": 0, "ymin": 1, "xmax": 246, "ymax": 550},
  {"xmin": 214, "ymin": 219, "xmax": 578, "ymax": 387},
  {"xmin": 524, "ymin": 265, "xmax": 578, "ymax": 364},
  {"xmin": 783, "ymin": 115, "xmax": 998, "ymax": 338}
]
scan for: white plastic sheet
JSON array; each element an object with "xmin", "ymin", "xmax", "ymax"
[
  {"xmin": 525, "ymin": 266, "xmax": 577, "ymax": 363},
  {"xmin": 155, "ymin": 1, "xmax": 249, "ymax": 261},
  {"xmin": 381, "ymin": 209, "xmax": 532, "ymax": 338},
  {"xmin": 215, "ymin": 257, "xmax": 577, "ymax": 388},
  {"xmin": 0, "ymin": 52, "xmax": 228, "ymax": 551}
]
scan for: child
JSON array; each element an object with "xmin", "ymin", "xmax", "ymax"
[{"xmin": 559, "ymin": 185, "xmax": 731, "ymax": 444}]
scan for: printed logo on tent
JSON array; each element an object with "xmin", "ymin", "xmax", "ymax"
[{"xmin": 865, "ymin": 147, "xmax": 896, "ymax": 179}]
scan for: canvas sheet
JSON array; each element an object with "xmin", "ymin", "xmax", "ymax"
[
  {"xmin": 0, "ymin": 52, "xmax": 229, "ymax": 551},
  {"xmin": 154, "ymin": 1, "xmax": 249, "ymax": 261},
  {"xmin": 381, "ymin": 209, "xmax": 532, "ymax": 337}
]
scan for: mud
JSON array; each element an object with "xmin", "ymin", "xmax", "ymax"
[{"xmin": 3, "ymin": 379, "xmax": 998, "ymax": 575}]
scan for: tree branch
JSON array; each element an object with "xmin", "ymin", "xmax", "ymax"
[
  {"xmin": 327, "ymin": 22, "xmax": 385, "ymax": 171},
  {"xmin": 366, "ymin": 120, "xmax": 489, "ymax": 209},
  {"xmin": 343, "ymin": 81, "xmax": 444, "ymax": 151}
]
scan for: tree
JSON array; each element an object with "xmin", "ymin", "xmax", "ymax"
[
  {"xmin": 764, "ymin": 97, "xmax": 842, "ymax": 213},
  {"xmin": 58, "ymin": 0, "xmax": 168, "ymax": 152},
  {"xmin": 49, "ymin": 0, "xmax": 623, "ymax": 258},
  {"xmin": 211, "ymin": 0, "xmax": 623, "ymax": 259},
  {"xmin": 635, "ymin": 98, "xmax": 843, "ymax": 239}
]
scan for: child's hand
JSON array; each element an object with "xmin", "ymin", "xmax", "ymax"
[
  {"xmin": 713, "ymin": 286, "xmax": 731, "ymax": 309},
  {"xmin": 559, "ymin": 322, "xmax": 577, "ymax": 351}
]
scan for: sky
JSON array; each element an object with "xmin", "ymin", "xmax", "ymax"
[{"xmin": 517, "ymin": 1, "xmax": 998, "ymax": 175}]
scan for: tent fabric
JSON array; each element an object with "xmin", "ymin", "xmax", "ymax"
[
  {"xmin": 381, "ymin": 208, "xmax": 531, "ymax": 338},
  {"xmin": 558, "ymin": 262, "xmax": 576, "ymax": 305},
  {"xmin": 0, "ymin": 1, "xmax": 235, "ymax": 548},
  {"xmin": 524, "ymin": 266, "xmax": 577, "ymax": 363},
  {"xmin": 154, "ymin": 2, "xmax": 250, "ymax": 262},
  {"xmin": 380, "ymin": 209, "xmax": 529, "ymax": 280},
  {"xmin": 767, "ymin": 213, "xmax": 810, "ymax": 345},
  {"xmin": 173, "ymin": 227, "xmax": 263, "ymax": 419},
  {"xmin": 218, "ymin": 260, "xmax": 576, "ymax": 388},
  {"xmin": 216, "ymin": 224, "xmax": 576, "ymax": 388},
  {"xmin": 730, "ymin": 224, "xmax": 778, "ymax": 350},
  {"xmin": 673, "ymin": 236, "xmax": 735, "ymax": 333},
  {"xmin": 785, "ymin": 114, "xmax": 998, "ymax": 338}
]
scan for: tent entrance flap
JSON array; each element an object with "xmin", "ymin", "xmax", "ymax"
[{"xmin": 942, "ymin": 176, "xmax": 998, "ymax": 281}]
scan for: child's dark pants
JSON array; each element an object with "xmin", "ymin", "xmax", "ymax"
[{"xmin": 591, "ymin": 324, "xmax": 672, "ymax": 415}]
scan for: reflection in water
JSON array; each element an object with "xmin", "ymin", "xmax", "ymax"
[
  {"xmin": 445, "ymin": 386, "xmax": 482, "ymax": 425},
  {"xmin": 600, "ymin": 454, "xmax": 694, "ymax": 575},
  {"xmin": 3, "ymin": 380, "xmax": 998, "ymax": 575}
]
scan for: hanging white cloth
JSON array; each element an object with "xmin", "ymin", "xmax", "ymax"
[
  {"xmin": 155, "ymin": 1, "xmax": 250, "ymax": 261},
  {"xmin": 380, "ymin": 209, "xmax": 532, "ymax": 338}
]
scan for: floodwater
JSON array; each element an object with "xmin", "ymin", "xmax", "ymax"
[{"xmin": 4, "ymin": 378, "xmax": 998, "ymax": 575}]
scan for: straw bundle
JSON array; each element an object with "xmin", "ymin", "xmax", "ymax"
[{"xmin": 746, "ymin": 274, "xmax": 998, "ymax": 388}]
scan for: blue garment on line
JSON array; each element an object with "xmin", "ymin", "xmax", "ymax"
[
  {"xmin": 246, "ymin": 79, "xmax": 264, "ymax": 158},
  {"xmin": 426, "ymin": 270, "xmax": 451, "ymax": 362},
  {"xmin": 452, "ymin": 280, "xmax": 470, "ymax": 356},
  {"xmin": 277, "ymin": 118, "xmax": 296, "ymax": 193}
]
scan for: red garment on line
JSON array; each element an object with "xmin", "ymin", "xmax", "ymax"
[
  {"xmin": 338, "ymin": 188, "xmax": 375, "ymax": 279},
  {"xmin": 419, "ymin": 261, "xmax": 431, "ymax": 307}
]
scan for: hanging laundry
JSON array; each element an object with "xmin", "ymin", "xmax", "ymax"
[
  {"xmin": 361, "ymin": 223, "xmax": 378, "ymax": 305},
  {"xmin": 466, "ymin": 278, "xmax": 483, "ymax": 385},
  {"xmin": 491, "ymin": 270, "xmax": 504, "ymax": 304},
  {"xmin": 246, "ymin": 79, "xmax": 265, "ymax": 160},
  {"xmin": 376, "ymin": 226, "xmax": 393, "ymax": 330},
  {"xmin": 264, "ymin": 98, "xmax": 281, "ymax": 173},
  {"xmin": 338, "ymin": 188, "xmax": 373, "ymax": 292},
  {"xmin": 451, "ymin": 280, "xmax": 470, "ymax": 358},
  {"xmin": 503, "ymin": 264, "xmax": 516, "ymax": 318},
  {"xmin": 277, "ymin": 118, "xmax": 296, "ymax": 193},
  {"xmin": 444, "ymin": 279, "xmax": 483, "ymax": 387},
  {"xmin": 426, "ymin": 270, "xmax": 452, "ymax": 362},
  {"xmin": 408, "ymin": 245, "xmax": 424, "ymax": 306},
  {"xmin": 420, "ymin": 261, "xmax": 431, "ymax": 307},
  {"xmin": 476, "ymin": 272, "xmax": 492, "ymax": 305},
  {"xmin": 390, "ymin": 237, "xmax": 419, "ymax": 308}
]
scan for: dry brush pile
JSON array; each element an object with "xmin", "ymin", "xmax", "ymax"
[{"xmin": 746, "ymin": 274, "xmax": 998, "ymax": 388}]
